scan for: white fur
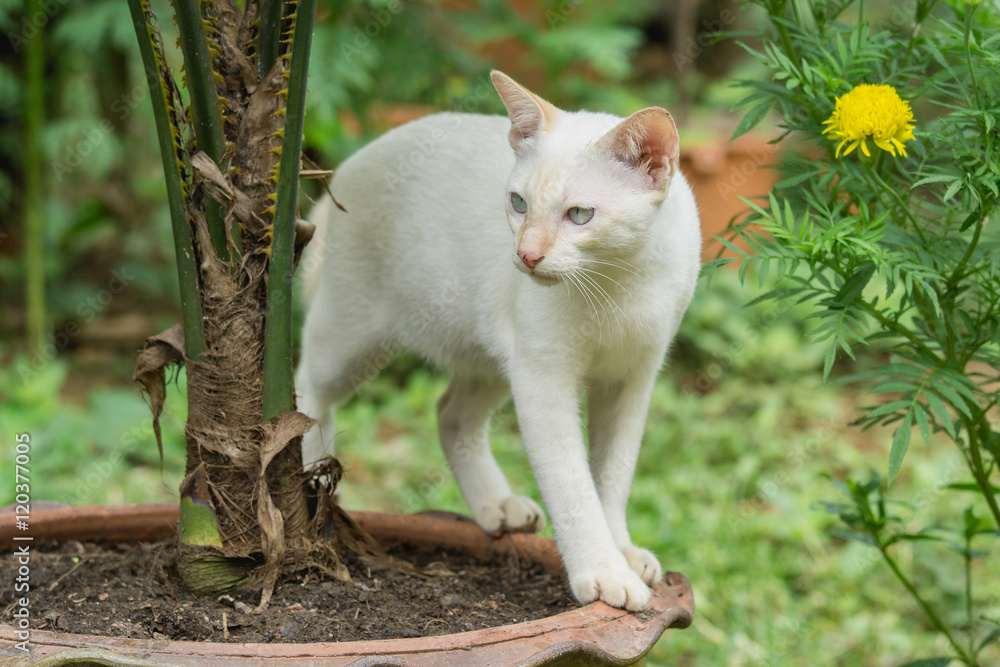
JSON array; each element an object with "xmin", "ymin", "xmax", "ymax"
[{"xmin": 297, "ymin": 80, "xmax": 700, "ymax": 611}]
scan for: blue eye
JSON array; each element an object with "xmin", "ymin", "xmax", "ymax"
[
  {"xmin": 567, "ymin": 206, "xmax": 594, "ymax": 225},
  {"xmin": 510, "ymin": 192, "xmax": 527, "ymax": 214}
]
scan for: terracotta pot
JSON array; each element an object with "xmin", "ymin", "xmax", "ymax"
[
  {"xmin": 0, "ymin": 504, "xmax": 693, "ymax": 666},
  {"xmin": 679, "ymin": 133, "xmax": 782, "ymax": 263}
]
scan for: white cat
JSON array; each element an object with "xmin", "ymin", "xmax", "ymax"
[{"xmin": 297, "ymin": 71, "xmax": 701, "ymax": 611}]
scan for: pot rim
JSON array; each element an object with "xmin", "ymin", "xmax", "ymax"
[{"xmin": 0, "ymin": 503, "xmax": 693, "ymax": 666}]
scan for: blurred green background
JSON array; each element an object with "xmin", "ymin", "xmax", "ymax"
[{"xmin": 0, "ymin": 0, "xmax": 984, "ymax": 664}]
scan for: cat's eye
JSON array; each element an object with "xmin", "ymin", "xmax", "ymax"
[
  {"xmin": 510, "ymin": 192, "xmax": 527, "ymax": 214},
  {"xmin": 567, "ymin": 206, "xmax": 595, "ymax": 225}
]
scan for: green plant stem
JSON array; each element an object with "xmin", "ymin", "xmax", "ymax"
[
  {"xmin": 965, "ymin": 535, "xmax": 974, "ymax": 661},
  {"xmin": 863, "ymin": 159, "xmax": 926, "ymax": 244},
  {"xmin": 261, "ymin": 0, "xmax": 316, "ymax": 421},
  {"xmin": 947, "ymin": 205, "xmax": 988, "ymax": 290},
  {"xmin": 127, "ymin": 0, "xmax": 205, "ymax": 361},
  {"xmin": 878, "ymin": 541, "xmax": 975, "ymax": 665},
  {"xmin": 849, "ymin": 286, "xmax": 941, "ymax": 364},
  {"xmin": 171, "ymin": 0, "xmax": 231, "ymax": 263},
  {"xmin": 963, "ymin": 5, "xmax": 982, "ymax": 114},
  {"xmin": 774, "ymin": 20, "xmax": 803, "ymax": 81},
  {"xmin": 962, "ymin": 416, "xmax": 1000, "ymax": 530},
  {"xmin": 902, "ymin": 0, "xmax": 930, "ymax": 61},
  {"xmin": 257, "ymin": 0, "xmax": 284, "ymax": 79},
  {"xmin": 24, "ymin": 0, "xmax": 45, "ymax": 356},
  {"xmin": 961, "ymin": 290, "xmax": 1000, "ymax": 365}
]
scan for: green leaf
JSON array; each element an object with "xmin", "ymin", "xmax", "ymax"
[
  {"xmin": 963, "ymin": 506, "xmax": 993, "ymax": 539},
  {"xmin": 924, "ymin": 391, "xmax": 956, "ymax": 439},
  {"xmin": 912, "ymin": 174, "xmax": 958, "ymax": 188},
  {"xmin": 811, "ymin": 500, "xmax": 851, "ymax": 515},
  {"xmin": 883, "ymin": 532, "xmax": 954, "ymax": 547},
  {"xmin": 702, "ymin": 257, "xmax": 739, "ymax": 274},
  {"xmin": 776, "ymin": 171, "xmax": 817, "ymax": 189},
  {"xmin": 823, "ymin": 341, "xmax": 838, "ymax": 381},
  {"xmin": 715, "ymin": 235, "xmax": 751, "ymax": 258},
  {"xmin": 898, "ymin": 658, "xmax": 952, "ymax": 667},
  {"xmin": 932, "ymin": 382, "xmax": 973, "ymax": 419},
  {"xmin": 939, "ymin": 371, "xmax": 979, "ymax": 406},
  {"xmin": 868, "ymin": 382, "xmax": 918, "ymax": 394},
  {"xmin": 829, "ymin": 529, "xmax": 877, "ymax": 547},
  {"xmin": 945, "ymin": 482, "xmax": 1000, "ymax": 495},
  {"xmin": 731, "ymin": 101, "xmax": 772, "ymax": 141},
  {"xmin": 943, "ymin": 179, "xmax": 964, "ymax": 202},
  {"xmin": 888, "ymin": 412, "xmax": 913, "ymax": 484},
  {"xmin": 977, "ymin": 628, "xmax": 1000, "ymax": 654},
  {"xmin": 913, "ymin": 402, "xmax": 931, "ymax": 445},
  {"xmin": 865, "ymin": 399, "xmax": 913, "ymax": 421}
]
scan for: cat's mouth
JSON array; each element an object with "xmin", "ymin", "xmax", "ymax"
[
  {"xmin": 513, "ymin": 254, "xmax": 561, "ymax": 285},
  {"xmin": 525, "ymin": 269, "xmax": 560, "ymax": 286}
]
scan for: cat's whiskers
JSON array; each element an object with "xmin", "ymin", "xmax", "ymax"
[
  {"xmin": 584, "ymin": 258, "xmax": 642, "ymax": 278},
  {"xmin": 568, "ymin": 271, "xmax": 604, "ymax": 323},
  {"xmin": 574, "ymin": 270, "xmax": 621, "ymax": 345},
  {"xmin": 574, "ymin": 270, "xmax": 613, "ymax": 318},
  {"xmin": 565, "ymin": 271, "xmax": 604, "ymax": 350},
  {"xmin": 580, "ymin": 264, "xmax": 633, "ymax": 296},
  {"xmin": 576, "ymin": 271, "xmax": 630, "ymax": 345},
  {"xmin": 578, "ymin": 267, "xmax": 634, "ymax": 329}
]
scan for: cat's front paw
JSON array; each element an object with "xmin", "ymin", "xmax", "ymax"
[
  {"xmin": 621, "ymin": 545, "xmax": 662, "ymax": 586},
  {"xmin": 474, "ymin": 495, "xmax": 546, "ymax": 534},
  {"xmin": 571, "ymin": 562, "xmax": 651, "ymax": 611}
]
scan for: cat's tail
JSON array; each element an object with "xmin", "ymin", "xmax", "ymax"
[{"xmin": 297, "ymin": 193, "xmax": 335, "ymax": 302}]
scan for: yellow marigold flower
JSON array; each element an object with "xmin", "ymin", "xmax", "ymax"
[{"xmin": 822, "ymin": 83, "xmax": 915, "ymax": 158}]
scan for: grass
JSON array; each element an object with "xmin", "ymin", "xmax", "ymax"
[{"xmin": 1, "ymin": 269, "xmax": 993, "ymax": 666}]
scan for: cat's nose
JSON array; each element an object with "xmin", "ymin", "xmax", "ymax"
[{"xmin": 519, "ymin": 251, "xmax": 544, "ymax": 269}]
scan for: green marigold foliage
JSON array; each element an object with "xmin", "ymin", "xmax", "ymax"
[{"xmin": 726, "ymin": 0, "xmax": 1000, "ymax": 664}]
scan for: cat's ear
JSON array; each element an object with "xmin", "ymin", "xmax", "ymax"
[
  {"xmin": 490, "ymin": 70, "xmax": 561, "ymax": 153},
  {"xmin": 598, "ymin": 107, "xmax": 680, "ymax": 191}
]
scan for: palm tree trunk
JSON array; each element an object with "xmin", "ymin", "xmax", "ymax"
[{"xmin": 129, "ymin": 0, "xmax": 380, "ymax": 609}]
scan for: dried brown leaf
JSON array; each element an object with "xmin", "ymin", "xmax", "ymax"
[{"xmin": 134, "ymin": 324, "xmax": 185, "ymax": 465}]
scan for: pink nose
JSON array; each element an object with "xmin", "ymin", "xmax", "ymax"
[{"xmin": 519, "ymin": 251, "xmax": 544, "ymax": 269}]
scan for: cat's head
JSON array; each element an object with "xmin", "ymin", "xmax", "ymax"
[{"xmin": 491, "ymin": 71, "xmax": 681, "ymax": 286}]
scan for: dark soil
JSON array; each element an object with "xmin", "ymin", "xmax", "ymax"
[{"xmin": 1, "ymin": 538, "xmax": 576, "ymax": 643}]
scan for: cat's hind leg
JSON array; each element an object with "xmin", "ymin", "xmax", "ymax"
[
  {"xmin": 437, "ymin": 375, "xmax": 545, "ymax": 534},
  {"xmin": 297, "ymin": 306, "xmax": 392, "ymax": 466}
]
